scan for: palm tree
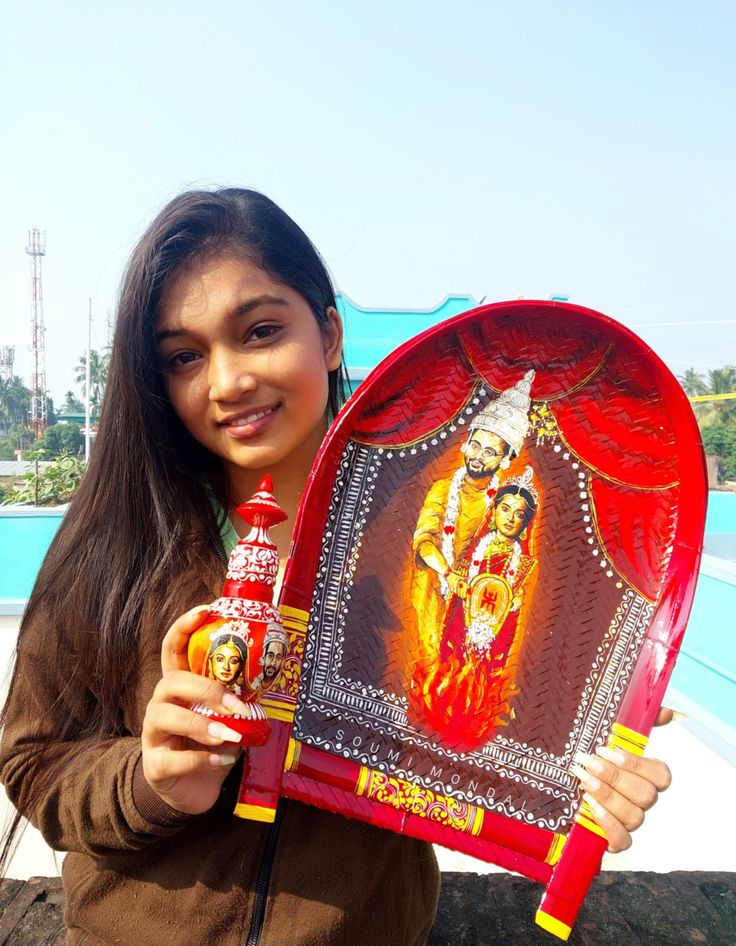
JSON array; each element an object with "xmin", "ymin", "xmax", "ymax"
[
  {"xmin": 0, "ymin": 375, "xmax": 31, "ymax": 435},
  {"xmin": 682, "ymin": 365, "xmax": 736, "ymax": 427},
  {"xmin": 75, "ymin": 349, "xmax": 110, "ymax": 417},
  {"xmin": 61, "ymin": 390, "xmax": 84, "ymax": 413},
  {"xmin": 678, "ymin": 368, "xmax": 708, "ymax": 398}
]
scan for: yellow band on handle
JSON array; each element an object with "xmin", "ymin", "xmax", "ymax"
[
  {"xmin": 535, "ymin": 910, "xmax": 572, "ymax": 941},
  {"xmin": 233, "ymin": 802, "xmax": 277, "ymax": 823}
]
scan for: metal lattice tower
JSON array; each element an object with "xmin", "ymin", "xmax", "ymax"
[
  {"xmin": 0, "ymin": 346, "xmax": 14, "ymax": 382},
  {"xmin": 26, "ymin": 227, "xmax": 47, "ymax": 437}
]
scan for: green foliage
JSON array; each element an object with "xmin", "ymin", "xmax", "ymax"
[
  {"xmin": 0, "ymin": 375, "xmax": 30, "ymax": 431},
  {"xmin": 27, "ymin": 423, "xmax": 84, "ymax": 459},
  {"xmin": 61, "ymin": 390, "xmax": 84, "ymax": 413},
  {"xmin": 3, "ymin": 455, "xmax": 86, "ymax": 506},
  {"xmin": 701, "ymin": 423, "xmax": 736, "ymax": 481},
  {"xmin": 75, "ymin": 349, "xmax": 110, "ymax": 416},
  {"xmin": 680, "ymin": 364, "xmax": 736, "ymax": 427},
  {"xmin": 0, "ymin": 424, "xmax": 34, "ymax": 456},
  {"xmin": 680, "ymin": 366, "xmax": 736, "ymax": 483}
]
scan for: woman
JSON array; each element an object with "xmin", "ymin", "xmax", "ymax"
[{"xmin": 0, "ymin": 188, "xmax": 671, "ymax": 945}]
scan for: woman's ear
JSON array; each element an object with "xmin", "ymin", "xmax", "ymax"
[{"xmin": 323, "ymin": 306, "xmax": 344, "ymax": 371}]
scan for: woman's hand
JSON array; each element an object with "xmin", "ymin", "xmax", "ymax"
[
  {"xmin": 141, "ymin": 605, "xmax": 250, "ymax": 815},
  {"xmin": 571, "ymin": 707, "xmax": 674, "ymax": 852}
]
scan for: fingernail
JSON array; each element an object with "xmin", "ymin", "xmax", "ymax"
[
  {"xmin": 208, "ymin": 752, "xmax": 237, "ymax": 767},
  {"xmin": 671, "ymin": 710, "xmax": 688, "ymax": 722},
  {"xmin": 208, "ymin": 721, "xmax": 242, "ymax": 743},
  {"xmin": 221, "ymin": 692, "xmax": 251, "ymax": 717},
  {"xmin": 597, "ymin": 746, "xmax": 626, "ymax": 766},
  {"xmin": 573, "ymin": 751, "xmax": 605, "ymax": 775},
  {"xmin": 582, "ymin": 792, "xmax": 607, "ymax": 819},
  {"xmin": 191, "ymin": 604, "xmax": 211, "ymax": 615},
  {"xmin": 571, "ymin": 763, "xmax": 601, "ymax": 790}
]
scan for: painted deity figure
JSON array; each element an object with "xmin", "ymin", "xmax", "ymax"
[
  {"xmin": 408, "ymin": 373, "xmax": 537, "ymax": 750},
  {"xmin": 410, "ymin": 371, "xmax": 534, "ymax": 663},
  {"xmin": 427, "ymin": 470, "xmax": 539, "ymax": 747},
  {"xmin": 206, "ymin": 631, "xmax": 251, "ymax": 698},
  {"xmin": 252, "ymin": 626, "xmax": 289, "ymax": 695}
]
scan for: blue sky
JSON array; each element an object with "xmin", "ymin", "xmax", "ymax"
[{"xmin": 2, "ymin": 1, "xmax": 734, "ymax": 400}]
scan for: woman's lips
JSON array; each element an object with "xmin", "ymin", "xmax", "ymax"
[{"xmin": 220, "ymin": 405, "xmax": 279, "ymax": 439}]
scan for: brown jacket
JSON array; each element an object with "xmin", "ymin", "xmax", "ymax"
[{"xmin": 0, "ymin": 560, "xmax": 440, "ymax": 945}]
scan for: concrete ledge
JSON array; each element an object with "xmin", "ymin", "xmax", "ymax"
[{"xmin": 0, "ymin": 872, "xmax": 733, "ymax": 945}]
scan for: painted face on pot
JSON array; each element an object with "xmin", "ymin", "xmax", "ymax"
[{"xmin": 209, "ymin": 641, "xmax": 245, "ymax": 685}]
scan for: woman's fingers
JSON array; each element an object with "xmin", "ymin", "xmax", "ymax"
[
  {"xmin": 580, "ymin": 792, "xmax": 637, "ymax": 853},
  {"xmin": 571, "ymin": 747, "xmax": 672, "ymax": 853},
  {"xmin": 141, "ymin": 741, "xmax": 240, "ymax": 805},
  {"xmin": 161, "ymin": 604, "xmax": 212, "ymax": 673},
  {"xmin": 152, "ymin": 669, "xmax": 250, "ymax": 718},
  {"xmin": 654, "ymin": 705, "xmax": 687, "ymax": 726},
  {"xmin": 146, "ymin": 744, "xmax": 240, "ymax": 782},
  {"xmin": 143, "ymin": 700, "xmax": 244, "ymax": 750}
]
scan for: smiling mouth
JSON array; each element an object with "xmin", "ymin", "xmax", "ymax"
[
  {"xmin": 218, "ymin": 404, "xmax": 278, "ymax": 430},
  {"xmin": 223, "ymin": 407, "xmax": 276, "ymax": 427}
]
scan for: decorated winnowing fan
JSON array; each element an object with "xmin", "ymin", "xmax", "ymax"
[{"xmin": 191, "ymin": 300, "xmax": 707, "ymax": 940}]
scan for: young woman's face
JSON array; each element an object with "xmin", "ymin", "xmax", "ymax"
[
  {"xmin": 494, "ymin": 494, "xmax": 531, "ymax": 541},
  {"xmin": 155, "ymin": 251, "xmax": 342, "ymax": 490}
]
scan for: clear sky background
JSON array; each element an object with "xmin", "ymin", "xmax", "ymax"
[{"xmin": 1, "ymin": 1, "xmax": 734, "ymax": 402}]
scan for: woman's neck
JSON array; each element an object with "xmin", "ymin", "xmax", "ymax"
[{"xmin": 224, "ymin": 438, "xmax": 323, "ymax": 559}]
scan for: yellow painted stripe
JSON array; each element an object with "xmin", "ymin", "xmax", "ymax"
[
  {"xmin": 609, "ymin": 722, "xmax": 648, "ymax": 757},
  {"xmin": 469, "ymin": 807, "xmax": 484, "ymax": 837},
  {"xmin": 284, "ymin": 738, "xmax": 301, "ymax": 772},
  {"xmin": 355, "ymin": 765, "xmax": 371, "ymax": 796},
  {"xmin": 263, "ymin": 705, "xmax": 296, "ymax": 723},
  {"xmin": 575, "ymin": 813, "xmax": 608, "ymax": 839},
  {"xmin": 545, "ymin": 832, "xmax": 567, "ymax": 866},
  {"xmin": 280, "ymin": 604, "xmax": 309, "ymax": 625},
  {"xmin": 612, "ymin": 722, "xmax": 648, "ymax": 747},
  {"xmin": 535, "ymin": 910, "xmax": 572, "ymax": 941},
  {"xmin": 233, "ymin": 803, "xmax": 276, "ymax": 823}
]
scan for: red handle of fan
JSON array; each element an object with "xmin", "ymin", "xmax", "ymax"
[{"xmin": 537, "ymin": 548, "xmax": 702, "ymax": 939}]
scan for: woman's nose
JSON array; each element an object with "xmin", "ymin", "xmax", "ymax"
[{"xmin": 208, "ymin": 347, "xmax": 256, "ymax": 402}]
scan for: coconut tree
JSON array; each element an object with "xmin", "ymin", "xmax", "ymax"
[
  {"xmin": 61, "ymin": 390, "xmax": 84, "ymax": 413},
  {"xmin": 75, "ymin": 349, "xmax": 110, "ymax": 417},
  {"xmin": 0, "ymin": 375, "xmax": 30, "ymax": 434},
  {"xmin": 678, "ymin": 368, "xmax": 708, "ymax": 398},
  {"xmin": 694, "ymin": 366, "xmax": 736, "ymax": 427}
]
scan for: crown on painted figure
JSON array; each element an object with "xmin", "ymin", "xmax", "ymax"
[{"xmin": 469, "ymin": 370, "xmax": 535, "ymax": 456}]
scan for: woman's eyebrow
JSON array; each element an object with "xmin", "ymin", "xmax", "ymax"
[{"xmin": 155, "ymin": 294, "xmax": 289, "ymax": 343}]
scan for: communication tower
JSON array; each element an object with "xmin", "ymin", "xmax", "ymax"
[
  {"xmin": 0, "ymin": 346, "xmax": 14, "ymax": 382},
  {"xmin": 26, "ymin": 227, "xmax": 48, "ymax": 436}
]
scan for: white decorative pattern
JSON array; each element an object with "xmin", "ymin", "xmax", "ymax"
[
  {"xmin": 227, "ymin": 544, "xmax": 279, "ymax": 585},
  {"xmin": 209, "ymin": 596, "xmax": 281, "ymax": 624},
  {"xmin": 294, "ymin": 390, "xmax": 654, "ymax": 831}
]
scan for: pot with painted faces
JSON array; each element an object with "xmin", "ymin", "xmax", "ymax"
[{"xmin": 186, "ymin": 475, "xmax": 289, "ymax": 747}]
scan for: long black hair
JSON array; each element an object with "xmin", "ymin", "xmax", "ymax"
[{"xmin": 0, "ymin": 189, "xmax": 348, "ymax": 867}]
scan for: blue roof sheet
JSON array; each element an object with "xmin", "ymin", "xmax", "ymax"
[{"xmin": 336, "ymin": 293, "xmax": 476, "ymax": 377}]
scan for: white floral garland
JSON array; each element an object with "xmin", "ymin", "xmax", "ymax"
[
  {"xmin": 467, "ymin": 531, "xmax": 521, "ymax": 584},
  {"xmin": 440, "ymin": 467, "xmax": 497, "ymax": 598}
]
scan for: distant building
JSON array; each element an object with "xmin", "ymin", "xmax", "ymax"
[{"xmin": 337, "ymin": 293, "xmax": 476, "ymax": 392}]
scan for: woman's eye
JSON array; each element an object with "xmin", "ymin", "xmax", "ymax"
[
  {"xmin": 248, "ymin": 323, "xmax": 281, "ymax": 342},
  {"xmin": 163, "ymin": 351, "xmax": 200, "ymax": 371}
]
